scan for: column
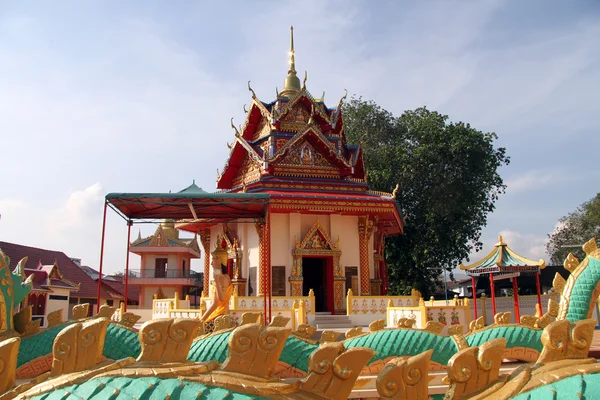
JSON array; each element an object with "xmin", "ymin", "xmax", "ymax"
[
  {"xmin": 199, "ymin": 229, "xmax": 211, "ymax": 297},
  {"xmin": 289, "ymin": 254, "xmax": 303, "ymax": 296},
  {"xmin": 472, "ymin": 276, "xmax": 477, "ymax": 319},
  {"xmin": 358, "ymin": 216, "xmax": 377, "ymax": 295},
  {"xmin": 489, "ymin": 273, "xmax": 497, "ymax": 316},
  {"xmin": 231, "ymin": 248, "xmax": 246, "ymax": 296},
  {"xmin": 512, "ymin": 276, "xmax": 520, "ymax": 322},
  {"xmin": 254, "ymin": 212, "xmax": 270, "ymax": 296}
]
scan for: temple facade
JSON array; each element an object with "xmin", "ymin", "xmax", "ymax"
[{"xmin": 177, "ymin": 28, "xmax": 404, "ymax": 314}]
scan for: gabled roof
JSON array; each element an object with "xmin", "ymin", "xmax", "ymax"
[
  {"xmin": 459, "ymin": 236, "xmax": 546, "ymax": 276},
  {"xmin": 79, "ymin": 267, "xmax": 140, "ymax": 303},
  {"xmin": 0, "ymin": 241, "xmax": 107, "ymax": 298}
]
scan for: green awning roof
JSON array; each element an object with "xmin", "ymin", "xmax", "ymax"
[
  {"xmin": 105, "ymin": 191, "xmax": 269, "ymax": 224},
  {"xmin": 459, "ymin": 236, "xmax": 546, "ymax": 276}
]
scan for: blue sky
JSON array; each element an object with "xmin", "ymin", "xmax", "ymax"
[{"xmin": 0, "ymin": 1, "xmax": 598, "ymax": 275}]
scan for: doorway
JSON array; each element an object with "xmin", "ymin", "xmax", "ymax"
[{"xmin": 302, "ymin": 257, "xmax": 331, "ymax": 312}]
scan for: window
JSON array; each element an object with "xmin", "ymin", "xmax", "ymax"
[
  {"xmin": 155, "ymin": 258, "xmax": 167, "ymax": 278},
  {"xmin": 272, "ymin": 266, "xmax": 286, "ymax": 296},
  {"xmin": 182, "ymin": 260, "xmax": 187, "ymax": 277},
  {"xmin": 248, "ymin": 267, "xmax": 257, "ymax": 296},
  {"xmin": 345, "ymin": 267, "xmax": 359, "ymax": 295}
]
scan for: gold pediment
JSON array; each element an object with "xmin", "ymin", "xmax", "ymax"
[{"xmin": 296, "ymin": 220, "xmax": 339, "ymax": 251}]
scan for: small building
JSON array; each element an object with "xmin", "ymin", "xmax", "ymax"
[
  {"xmin": 128, "ymin": 217, "xmax": 202, "ymax": 308},
  {"xmin": 23, "ymin": 260, "xmax": 78, "ymax": 327},
  {"xmin": 0, "ymin": 241, "xmax": 122, "ymax": 317}
]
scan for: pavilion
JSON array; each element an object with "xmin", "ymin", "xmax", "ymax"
[{"xmin": 459, "ymin": 236, "xmax": 546, "ymax": 322}]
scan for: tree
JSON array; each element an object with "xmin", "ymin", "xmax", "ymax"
[
  {"xmin": 343, "ymin": 98, "xmax": 510, "ymax": 297},
  {"xmin": 546, "ymin": 193, "xmax": 600, "ymax": 264}
]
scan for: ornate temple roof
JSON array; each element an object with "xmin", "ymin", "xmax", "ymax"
[
  {"xmin": 210, "ymin": 27, "xmax": 404, "ymax": 235},
  {"xmin": 459, "ymin": 236, "xmax": 546, "ymax": 276},
  {"xmin": 216, "ymin": 27, "xmax": 368, "ymax": 193},
  {"xmin": 130, "ymin": 220, "xmax": 201, "ymax": 256}
]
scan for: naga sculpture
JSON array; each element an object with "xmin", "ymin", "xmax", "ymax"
[
  {"xmin": 2, "ymin": 238, "xmax": 600, "ymax": 399},
  {"xmin": 0, "ymin": 249, "xmax": 33, "ymax": 335}
]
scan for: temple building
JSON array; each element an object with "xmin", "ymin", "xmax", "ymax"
[{"xmin": 176, "ymin": 28, "xmax": 404, "ymax": 314}]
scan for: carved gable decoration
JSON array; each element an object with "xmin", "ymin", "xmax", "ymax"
[
  {"xmin": 297, "ymin": 220, "xmax": 339, "ymax": 252},
  {"xmin": 280, "ymin": 140, "xmax": 336, "ymax": 169},
  {"xmin": 232, "ymin": 154, "xmax": 262, "ymax": 188},
  {"xmin": 279, "ymin": 103, "xmax": 311, "ymax": 133},
  {"xmin": 149, "ymin": 227, "xmax": 169, "ymax": 247}
]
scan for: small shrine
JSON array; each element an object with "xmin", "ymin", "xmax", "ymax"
[
  {"xmin": 460, "ymin": 236, "xmax": 546, "ymax": 321},
  {"xmin": 129, "ymin": 217, "xmax": 201, "ymax": 308}
]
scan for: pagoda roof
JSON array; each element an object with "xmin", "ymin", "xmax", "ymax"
[
  {"xmin": 459, "ymin": 236, "xmax": 546, "ymax": 276},
  {"xmin": 178, "ymin": 181, "xmax": 207, "ymax": 194}
]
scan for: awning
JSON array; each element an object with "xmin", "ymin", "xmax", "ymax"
[{"xmin": 105, "ymin": 192, "xmax": 270, "ymax": 225}]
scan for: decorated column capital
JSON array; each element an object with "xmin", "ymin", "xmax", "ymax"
[{"xmin": 199, "ymin": 228, "xmax": 211, "ymax": 297}]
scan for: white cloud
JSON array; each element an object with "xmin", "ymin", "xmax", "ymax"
[
  {"xmin": 46, "ymin": 183, "xmax": 103, "ymax": 233},
  {"xmin": 504, "ymin": 170, "xmax": 556, "ymax": 194}
]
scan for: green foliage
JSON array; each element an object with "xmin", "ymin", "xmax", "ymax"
[
  {"xmin": 546, "ymin": 193, "xmax": 600, "ymax": 264},
  {"xmin": 342, "ymin": 98, "xmax": 509, "ymax": 296}
]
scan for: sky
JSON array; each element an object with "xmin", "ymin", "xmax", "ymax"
[{"xmin": 0, "ymin": 0, "xmax": 598, "ymax": 276}]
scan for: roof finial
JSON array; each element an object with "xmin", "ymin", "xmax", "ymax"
[
  {"xmin": 289, "ymin": 26, "xmax": 296, "ymax": 74},
  {"xmin": 281, "ymin": 26, "xmax": 301, "ymax": 96}
]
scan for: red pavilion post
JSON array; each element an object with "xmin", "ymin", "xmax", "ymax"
[
  {"xmin": 472, "ymin": 276, "xmax": 478, "ymax": 319},
  {"xmin": 512, "ymin": 276, "xmax": 520, "ymax": 322},
  {"xmin": 96, "ymin": 201, "xmax": 108, "ymax": 313},
  {"xmin": 535, "ymin": 271, "xmax": 543, "ymax": 316},
  {"xmin": 489, "ymin": 273, "xmax": 497, "ymax": 316},
  {"xmin": 123, "ymin": 220, "xmax": 132, "ymax": 312}
]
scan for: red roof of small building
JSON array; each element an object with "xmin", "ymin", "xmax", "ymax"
[{"xmin": 0, "ymin": 241, "xmax": 113, "ymax": 299}]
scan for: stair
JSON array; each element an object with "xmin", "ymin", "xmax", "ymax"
[{"xmin": 313, "ymin": 313, "xmax": 354, "ymax": 329}]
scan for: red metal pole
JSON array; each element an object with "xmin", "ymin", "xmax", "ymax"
[
  {"xmin": 472, "ymin": 276, "xmax": 478, "ymax": 319},
  {"xmin": 124, "ymin": 220, "xmax": 132, "ymax": 312},
  {"xmin": 267, "ymin": 205, "xmax": 272, "ymax": 324},
  {"xmin": 512, "ymin": 276, "xmax": 520, "ymax": 322},
  {"xmin": 535, "ymin": 271, "xmax": 543, "ymax": 316},
  {"xmin": 489, "ymin": 273, "xmax": 497, "ymax": 316},
  {"xmin": 96, "ymin": 201, "xmax": 108, "ymax": 313}
]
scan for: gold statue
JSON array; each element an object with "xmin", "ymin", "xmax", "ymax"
[{"xmin": 199, "ymin": 243, "xmax": 233, "ymax": 325}]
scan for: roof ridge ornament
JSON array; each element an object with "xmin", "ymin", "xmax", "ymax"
[{"xmin": 281, "ymin": 26, "xmax": 301, "ymax": 97}]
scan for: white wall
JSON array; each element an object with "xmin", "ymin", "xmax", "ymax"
[
  {"xmin": 141, "ymin": 286, "xmax": 179, "ymax": 308},
  {"xmin": 46, "ymin": 288, "xmax": 71, "ymax": 328}
]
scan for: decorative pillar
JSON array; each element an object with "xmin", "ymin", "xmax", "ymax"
[
  {"xmin": 333, "ymin": 255, "xmax": 345, "ymax": 314},
  {"xmin": 489, "ymin": 273, "xmax": 497, "ymax": 316},
  {"xmin": 199, "ymin": 229, "xmax": 211, "ymax": 297},
  {"xmin": 358, "ymin": 216, "xmax": 377, "ymax": 295},
  {"xmin": 512, "ymin": 276, "xmax": 520, "ymax": 322},
  {"xmin": 535, "ymin": 271, "xmax": 543, "ymax": 316},
  {"xmin": 289, "ymin": 254, "xmax": 303, "ymax": 296},
  {"xmin": 254, "ymin": 212, "xmax": 270, "ymax": 297},
  {"xmin": 472, "ymin": 276, "xmax": 477, "ymax": 319},
  {"xmin": 231, "ymin": 244, "xmax": 247, "ymax": 296}
]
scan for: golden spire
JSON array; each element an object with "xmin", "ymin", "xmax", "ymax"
[{"xmin": 281, "ymin": 26, "xmax": 301, "ymax": 96}]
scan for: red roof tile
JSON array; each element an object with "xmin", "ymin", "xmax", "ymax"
[{"xmin": 0, "ymin": 241, "xmax": 113, "ymax": 299}]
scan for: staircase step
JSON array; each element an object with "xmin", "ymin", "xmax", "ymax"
[{"xmin": 316, "ymin": 323, "xmax": 354, "ymax": 328}]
